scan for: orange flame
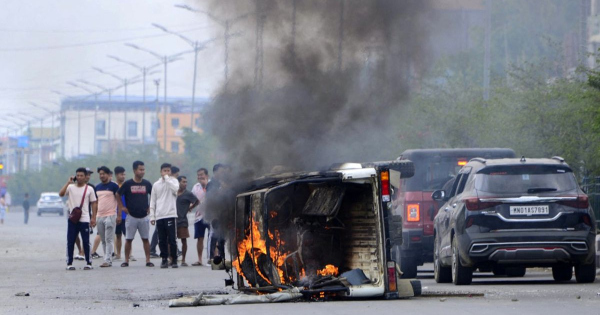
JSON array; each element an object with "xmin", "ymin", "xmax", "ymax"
[{"xmin": 316, "ymin": 264, "xmax": 339, "ymax": 276}]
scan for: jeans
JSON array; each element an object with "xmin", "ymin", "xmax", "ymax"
[
  {"xmin": 24, "ymin": 209, "xmax": 29, "ymax": 224},
  {"xmin": 66, "ymin": 220, "xmax": 90, "ymax": 265},
  {"xmin": 156, "ymin": 218, "xmax": 177, "ymax": 262},
  {"xmin": 97, "ymin": 215, "xmax": 116, "ymax": 263}
]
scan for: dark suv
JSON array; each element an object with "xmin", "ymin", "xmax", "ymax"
[{"xmin": 432, "ymin": 157, "xmax": 597, "ymax": 285}]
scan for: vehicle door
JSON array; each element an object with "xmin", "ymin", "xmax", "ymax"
[{"xmin": 438, "ymin": 167, "xmax": 471, "ymax": 258}]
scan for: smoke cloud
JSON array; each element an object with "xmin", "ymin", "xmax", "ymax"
[{"xmin": 198, "ymin": 0, "xmax": 433, "ymax": 175}]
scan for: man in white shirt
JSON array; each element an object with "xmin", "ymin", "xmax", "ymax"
[
  {"xmin": 191, "ymin": 168, "xmax": 209, "ymax": 266},
  {"xmin": 149, "ymin": 163, "xmax": 179, "ymax": 268},
  {"xmin": 59, "ymin": 167, "xmax": 98, "ymax": 270}
]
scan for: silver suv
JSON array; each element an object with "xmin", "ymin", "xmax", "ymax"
[{"xmin": 37, "ymin": 192, "xmax": 66, "ymax": 216}]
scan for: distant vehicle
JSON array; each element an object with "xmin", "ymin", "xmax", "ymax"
[
  {"xmin": 432, "ymin": 156, "xmax": 597, "ymax": 285},
  {"xmin": 393, "ymin": 148, "xmax": 516, "ymax": 278},
  {"xmin": 37, "ymin": 192, "xmax": 66, "ymax": 216}
]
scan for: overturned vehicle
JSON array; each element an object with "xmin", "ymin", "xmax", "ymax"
[{"xmin": 229, "ymin": 160, "xmax": 420, "ymax": 300}]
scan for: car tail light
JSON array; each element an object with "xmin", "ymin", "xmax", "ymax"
[
  {"xmin": 406, "ymin": 203, "xmax": 420, "ymax": 222},
  {"xmin": 582, "ymin": 214, "xmax": 593, "ymax": 227},
  {"xmin": 381, "ymin": 170, "xmax": 390, "ymax": 202},
  {"xmin": 464, "ymin": 198, "xmax": 501, "ymax": 211},
  {"xmin": 558, "ymin": 195, "xmax": 589, "ymax": 209},
  {"xmin": 387, "ymin": 261, "xmax": 397, "ymax": 292}
]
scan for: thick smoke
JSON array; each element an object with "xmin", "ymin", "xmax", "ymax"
[
  {"xmin": 198, "ymin": 0, "xmax": 433, "ymax": 242},
  {"xmin": 199, "ymin": 0, "xmax": 432, "ymax": 175}
]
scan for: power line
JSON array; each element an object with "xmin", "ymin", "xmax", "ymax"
[
  {"xmin": 0, "ymin": 25, "xmax": 216, "ymax": 52},
  {"xmin": 0, "ymin": 22, "xmax": 212, "ymax": 34}
]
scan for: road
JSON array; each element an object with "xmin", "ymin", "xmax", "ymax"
[{"xmin": 0, "ymin": 208, "xmax": 599, "ymax": 314}]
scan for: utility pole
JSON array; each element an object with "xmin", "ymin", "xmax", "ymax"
[
  {"xmin": 154, "ymin": 79, "xmax": 161, "ymax": 150},
  {"xmin": 255, "ymin": 0, "xmax": 266, "ymax": 90},
  {"xmin": 292, "ymin": 0, "xmax": 297, "ymax": 58},
  {"xmin": 338, "ymin": 0, "xmax": 345, "ymax": 71}
]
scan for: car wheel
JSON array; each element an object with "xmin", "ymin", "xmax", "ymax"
[
  {"xmin": 505, "ymin": 266, "xmax": 526, "ymax": 277},
  {"xmin": 434, "ymin": 236, "xmax": 452, "ymax": 283},
  {"xmin": 400, "ymin": 255, "xmax": 418, "ymax": 279},
  {"xmin": 575, "ymin": 257, "xmax": 596, "ymax": 283},
  {"xmin": 451, "ymin": 237, "xmax": 472, "ymax": 285},
  {"xmin": 552, "ymin": 264, "xmax": 573, "ymax": 282},
  {"xmin": 492, "ymin": 265, "xmax": 506, "ymax": 276}
]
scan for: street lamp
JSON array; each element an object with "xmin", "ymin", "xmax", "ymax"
[
  {"xmin": 105, "ymin": 55, "xmax": 162, "ymax": 144},
  {"xmin": 152, "ymin": 23, "xmax": 219, "ymax": 131},
  {"xmin": 124, "ymin": 44, "xmax": 191, "ymax": 151},
  {"xmin": 175, "ymin": 4, "xmax": 252, "ymax": 90}
]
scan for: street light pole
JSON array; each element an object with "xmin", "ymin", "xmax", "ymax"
[
  {"xmin": 154, "ymin": 79, "xmax": 160, "ymax": 150},
  {"xmin": 152, "ymin": 24, "xmax": 218, "ymax": 131}
]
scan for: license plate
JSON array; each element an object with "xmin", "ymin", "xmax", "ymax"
[{"xmin": 509, "ymin": 205, "xmax": 549, "ymax": 216}]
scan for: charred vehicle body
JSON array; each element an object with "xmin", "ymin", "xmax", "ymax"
[
  {"xmin": 228, "ymin": 160, "xmax": 420, "ymax": 299},
  {"xmin": 394, "ymin": 148, "xmax": 516, "ymax": 278}
]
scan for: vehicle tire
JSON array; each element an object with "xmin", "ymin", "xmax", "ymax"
[
  {"xmin": 505, "ymin": 266, "xmax": 526, "ymax": 277},
  {"xmin": 492, "ymin": 265, "xmax": 506, "ymax": 276},
  {"xmin": 410, "ymin": 279, "xmax": 422, "ymax": 297},
  {"xmin": 552, "ymin": 265, "xmax": 573, "ymax": 282},
  {"xmin": 400, "ymin": 255, "xmax": 418, "ymax": 279},
  {"xmin": 575, "ymin": 258, "xmax": 596, "ymax": 283},
  {"xmin": 451, "ymin": 237, "xmax": 472, "ymax": 285},
  {"xmin": 434, "ymin": 236, "xmax": 452, "ymax": 283},
  {"xmin": 394, "ymin": 160, "xmax": 415, "ymax": 179}
]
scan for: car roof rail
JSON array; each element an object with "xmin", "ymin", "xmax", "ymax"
[
  {"xmin": 551, "ymin": 156, "xmax": 565, "ymax": 163},
  {"xmin": 470, "ymin": 157, "xmax": 486, "ymax": 164}
]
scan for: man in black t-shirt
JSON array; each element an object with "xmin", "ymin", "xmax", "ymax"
[{"xmin": 116, "ymin": 160, "xmax": 154, "ymax": 267}]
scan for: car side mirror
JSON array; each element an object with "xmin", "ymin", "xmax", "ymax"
[{"xmin": 431, "ymin": 190, "xmax": 446, "ymax": 201}]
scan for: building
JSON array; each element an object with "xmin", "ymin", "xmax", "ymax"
[
  {"xmin": 61, "ymin": 95, "xmax": 208, "ymax": 160},
  {"xmin": 156, "ymin": 111, "xmax": 203, "ymax": 154}
]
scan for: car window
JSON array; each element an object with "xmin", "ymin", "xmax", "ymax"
[
  {"xmin": 475, "ymin": 165, "xmax": 577, "ymax": 194},
  {"xmin": 41, "ymin": 195, "xmax": 61, "ymax": 201}
]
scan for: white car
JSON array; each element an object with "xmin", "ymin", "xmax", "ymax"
[{"xmin": 37, "ymin": 192, "xmax": 66, "ymax": 216}]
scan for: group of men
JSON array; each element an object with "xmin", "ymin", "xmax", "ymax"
[{"xmin": 59, "ymin": 160, "xmax": 227, "ymax": 270}]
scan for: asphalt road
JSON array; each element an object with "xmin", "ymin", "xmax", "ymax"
[{"xmin": 1, "ymin": 207, "xmax": 599, "ymax": 315}]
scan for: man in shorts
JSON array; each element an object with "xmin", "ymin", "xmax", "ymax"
[
  {"xmin": 191, "ymin": 168, "xmax": 210, "ymax": 266},
  {"xmin": 116, "ymin": 161, "xmax": 154, "ymax": 267},
  {"xmin": 175, "ymin": 175, "xmax": 199, "ymax": 266}
]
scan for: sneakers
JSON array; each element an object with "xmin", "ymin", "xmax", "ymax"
[
  {"xmin": 83, "ymin": 264, "xmax": 93, "ymax": 270},
  {"xmin": 150, "ymin": 253, "xmax": 160, "ymax": 259},
  {"xmin": 130, "ymin": 255, "xmax": 137, "ymax": 261},
  {"xmin": 170, "ymin": 262, "xmax": 178, "ymax": 268},
  {"xmin": 177, "ymin": 250, "xmax": 182, "ymax": 257},
  {"xmin": 100, "ymin": 262, "xmax": 112, "ymax": 268},
  {"xmin": 91, "ymin": 252, "xmax": 101, "ymax": 259},
  {"xmin": 160, "ymin": 259, "xmax": 168, "ymax": 269},
  {"xmin": 74, "ymin": 255, "xmax": 85, "ymax": 261},
  {"xmin": 180, "ymin": 262, "xmax": 188, "ymax": 267},
  {"xmin": 66, "ymin": 265, "xmax": 76, "ymax": 270}
]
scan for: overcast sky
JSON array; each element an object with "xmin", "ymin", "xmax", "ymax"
[{"xmin": 0, "ymin": 0, "xmax": 230, "ymax": 129}]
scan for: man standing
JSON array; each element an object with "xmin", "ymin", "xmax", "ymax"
[
  {"xmin": 116, "ymin": 161, "xmax": 154, "ymax": 267},
  {"xmin": 176, "ymin": 175, "xmax": 199, "ymax": 267},
  {"xmin": 191, "ymin": 168, "xmax": 209, "ymax": 266},
  {"xmin": 113, "ymin": 166, "xmax": 127, "ymax": 260},
  {"xmin": 207, "ymin": 164, "xmax": 227, "ymax": 261},
  {"xmin": 59, "ymin": 167, "xmax": 98, "ymax": 270},
  {"xmin": 149, "ymin": 163, "xmax": 179, "ymax": 268},
  {"xmin": 95, "ymin": 166, "xmax": 121, "ymax": 267},
  {"xmin": 150, "ymin": 166, "xmax": 180, "ymax": 257},
  {"xmin": 22, "ymin": 193, "xmax": 30, "ymax": 224}
]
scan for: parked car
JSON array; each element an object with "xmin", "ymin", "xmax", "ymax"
[
  {"xmin": 37, "ymin": 192, "xmax": 66, "ymax": 216},
  {"xmin": 393, "ymin": 148, "xmax": 516, "ymax": 278},
  {"xmin": 432, "ymin": 156, "xmax": 597, "ymax": 285}
]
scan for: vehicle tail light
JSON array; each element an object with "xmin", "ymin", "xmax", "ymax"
[
  {"xmin": 582, "ymin": 214, "xmax": 593, "ymax": 227},
  {"xmin": 466, "ymin": 217, "xmax": 474, "ymax": 228},
  {"xmin": 406, "ymin": 203, "xmax": 420, "ymax": 222},
  {"xmin": 558, "ymin": 195, "xmax": 589, "ymax": 209},
  {"xmin": 381, "ymin": 170, "xmax": 390, "ymax": 202},
  {"xmin": 387, "ymin": 261, "xmax": 397, "ymax": 292},
  {"xmin": 464, "ymin": 198, "xmax": 501, "ymax": 211}
]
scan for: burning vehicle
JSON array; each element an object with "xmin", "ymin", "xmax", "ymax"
[{"xmin": 227, "ymin": 159, "xmax": 420, "ymax": 300}]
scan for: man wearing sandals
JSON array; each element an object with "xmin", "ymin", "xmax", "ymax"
[
  {"xmin": 149, "ymin": 163, "xmax": 180, "ymax": 268},
  {"xmin": 60, "ymin": 167, "xmax": 98, "ymax": 270},
  {"xmin": 116, "ymin": 161, "xmax": 154, "ymax": 268}
]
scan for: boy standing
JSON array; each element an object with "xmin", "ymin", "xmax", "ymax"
[
  {"xmin": 149, "ymin": 163, "xmax": 179, "ymax": 268},
  {"xmin": 176, "ymin": 176, "xmax": 199, "ymax": 266}
]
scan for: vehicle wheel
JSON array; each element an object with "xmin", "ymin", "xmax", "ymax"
[
  {"xmin": 400, "ymin": 255, "xmax": 418, "ymax": 279},
  {"xmin": 410, "ymin": 279, "xmax": 422, "ymax": 297},
  {"xmin": 434, "ymin": 236, "xmax": 452, "ymax": 283},
  {"xmin": 492, "ymin": 265, "xmax": 506, "ymax": 276},
  {"xmin": 451, "ymin": 237, "xmax": 472, "ymax": 285},
  {"xmin": 575, "ymin": 257, "xmax": 596, "ymax": 283},
  {"xmin": 552, "ymin": 265, "xmax": 573, "ymax": 282},
  {"xmin": 505, "ymin": 266, "xmax": 526, "ymax": 277}
]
